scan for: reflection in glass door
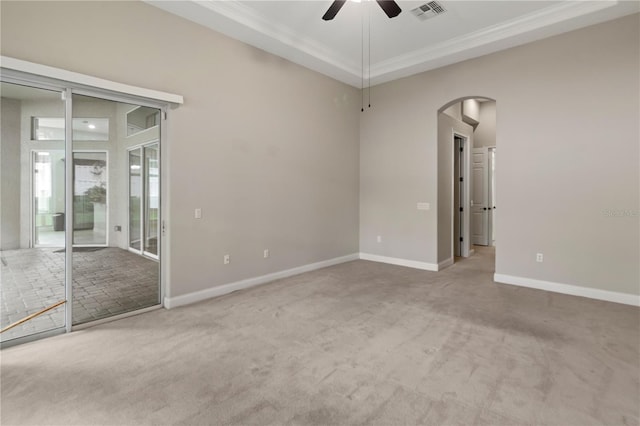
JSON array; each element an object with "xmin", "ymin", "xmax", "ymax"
[
  {"xmin": 129, "ymin": 143, "xmax": 159, "ymax": 259},
  {"xmin": 2, "ymin": 78, "xmax": 165, "ymax": 343},
  {"xmin": 129, "ymin": 149, "xmax": 142, "ymax": 251},
  {"xmin": 71, "ymin": 93, "xmax": 160, "ymax": 326},
  {"xmin": 33, "ymin": 150, "xmax": 65, "ymax": 247},
  {"xmin": 0, "ymin": 82, "xmax": 67, "ymax": 344},
  {"xmin": 73, "ymin": 152, "xmax": 107, "ymax": 246},
  {"xmin": 144, "ymin": 144, "xmax": 159, "ymax": 257}
]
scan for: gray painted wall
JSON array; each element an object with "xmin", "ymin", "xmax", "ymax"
[
  {"xmin": 0, "ymin": 1, "xmax": 360, "ymax": 298},
  {"xmin": 359, "ymin": 92, "xmax": 438, "ymax": 262},
  {"xmin": 361, "ymin": 14, "xmax": 639, "ymax": 295},
  {"xmin": 462, "ymin": 99, "xmax": 480, "ymax": 126},
  {"xmin": 442, "ymin": 103, "xmax": 462, "ymax": 121},
  {"xmin": 0, "ymin": 98, "xmax": 21, "ymax": 249},
  {"xmin": 474, "ymin": 102, "xmax": 496, "ymax": 148}
]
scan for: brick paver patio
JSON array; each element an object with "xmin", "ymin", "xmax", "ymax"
[{"xmin": 0, "ymin": 247, "xmax": 159, "ymax": 342}]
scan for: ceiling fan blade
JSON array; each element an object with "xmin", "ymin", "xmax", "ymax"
[
  {"xmin": 322, "ymin": 0, "xmax": 347, "ymax": 20},
  {"xmin": 376, "ymin": 0, "xmax": 402, "ymax": 18}
]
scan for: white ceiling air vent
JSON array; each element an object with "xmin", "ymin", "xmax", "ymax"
[{"xmin": 411, "ymin": 1, "xmax": 446, "ymax": 21}]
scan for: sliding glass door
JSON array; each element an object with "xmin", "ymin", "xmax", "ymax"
[
  {"xmin": 71, "ymin": 94, "xmax": 161, "ymax": 326},
  {"xmin": 0, "ymin": 82, "xmax": 67, "ymax": 343},
  {"xmin": 1, "ymin": 69, "xmax": 167, "ymax": 345}
]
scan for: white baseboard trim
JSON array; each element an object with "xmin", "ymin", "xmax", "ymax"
[
  {"xmin": 164, "ymin": 253, "xmax": 359, "ymax": 309},
  {"xmin": 359, "ymin": 253, "xmax": 439, "ymax": 272},
  {"xmin": 438, "ymin": 257, "xmax": 454, "ymax": 270},
  {"xmin": 494, "ymin": 273, "xmax": 640, "ymax": 307}
]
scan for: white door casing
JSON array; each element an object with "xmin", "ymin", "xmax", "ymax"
[
  {"xmin": 489, "ymin": 147, "xmax": 496, "ymax": 246},
  {"xmin": 452, "ymin": 133, "xmax": 471, "ymax": 258}
]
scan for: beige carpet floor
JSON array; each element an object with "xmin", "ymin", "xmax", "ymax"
[{"xmin": 1, "ymin": 247, "xmax": 638, "ymax": 425}]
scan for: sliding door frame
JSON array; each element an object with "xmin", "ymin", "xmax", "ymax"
[{"xmin": 0, "ymin": 68, "xmax": 170, "ymax": 342}]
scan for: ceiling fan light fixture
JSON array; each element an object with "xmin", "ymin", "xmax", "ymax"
[{"xmin": 322, "ymin": 0, "xmax": 401, "ymax": 20}]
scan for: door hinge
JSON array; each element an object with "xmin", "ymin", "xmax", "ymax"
[
  {"xmin": 460, "ymin": 237, "xmax": 463, "ymax": 242},
  {"xmin": 459, "ymin": 147, "xmax": 463, "ymax": 152},
  {"xmin": 459, "ymin": 207, "xmax": 463, "ymax": 212},
  {"xmin": 459, "ymin": 177, "xmax": 463, "ymax": 182},
  {"xmin": 162, "ymin": 220, "xmax": 166, "ymax": 235},
  {"xmin": 162, "ymin": 111, "xmax": 167, "ymax": 120}
]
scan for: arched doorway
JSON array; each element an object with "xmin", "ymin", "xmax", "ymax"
[{"xmin": 437, "ymin": 97, "xmax": 497, "ymax": 268}]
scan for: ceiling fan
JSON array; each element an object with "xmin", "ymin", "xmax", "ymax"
[{"xmin": 322, "ymin": 0, "xmax": 402, "ymax": 21}]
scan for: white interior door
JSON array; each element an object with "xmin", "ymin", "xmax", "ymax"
[
  {"xmin": 489, "ymin": 147, "xmax": 496, "ymax": 246},
  {"xmin": 472, "ymin": 147, "xmax": 489, "ymax": 246}
]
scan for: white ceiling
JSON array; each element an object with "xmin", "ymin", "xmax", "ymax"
[{"xmin": 147, "ymin": 0, "xmax": 639, "ymax": 88}]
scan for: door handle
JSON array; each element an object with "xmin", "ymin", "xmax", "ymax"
[{"xmin": 483, "ymin": 207, "xmax": 487, "ymax": 210}]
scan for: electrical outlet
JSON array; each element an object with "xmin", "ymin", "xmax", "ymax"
[
  {"xmin": 223, "ymin": 254, "xmax": 230, "ymax": 265},
  {"xmin": 536, "ymin": 253, "xmax": 543, "ymax": 263},
  {"xmin": 194, "ymin": 208, "xmax": 202, "ymax": 219},
  {"xmin": 263, "ymin": 249, "xmax": 269, "ymax": 258},
  {"xmin": 377, "ymin": 235, "xmax": 382, "ymax": 243}
]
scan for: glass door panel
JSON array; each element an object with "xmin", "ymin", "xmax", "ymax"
[
  {"xmin": 129, "ymin": 148, "xmax": 142, "ymax": 251},
  {"xmin": 144, "ymin": 144, "xmax": 159, "ymax": 257},
  {"xmin": 1, "ymin": 80, "xmax": 164, "ymax": 342},
  {"xmin": 0, "ymin": 82, "xmax": 66, "ymax": 343},
  {"xmin": 33, "ymin": 150, "xmax": 65, "ymax": 247},
  {"xmin": 72, "ymin": 94, "xmax": 160, "ymax": 325}
]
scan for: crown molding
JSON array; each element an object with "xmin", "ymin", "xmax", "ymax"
[
  {"xmin": 197, "ymin": 0, "xmax": 357, "ymax": 73},
  {"xmin": 148, "ymin": 0, "xmax": 361, "ymax": 86},
  {"xmin": 369, "ymin": 0, "xmax": 619, "ymax": 85},
  {"xmin": 146, "ymin": 0, "xmax": 635, "ymax": 88}
]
